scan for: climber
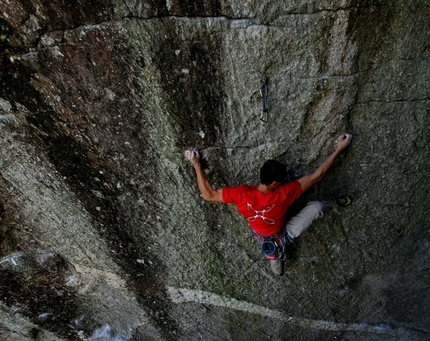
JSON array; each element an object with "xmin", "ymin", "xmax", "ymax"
[{"xmin": 185, "ymin": 133, "xmax": 353, "ymax": 275}]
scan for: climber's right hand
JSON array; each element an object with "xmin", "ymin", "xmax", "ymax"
[{"xmin": 185, "ymin": 148, "xmax": 200, "ymax": 166}]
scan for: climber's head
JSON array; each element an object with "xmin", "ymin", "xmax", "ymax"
[{"xmin": 260, "ymin": 160, "xmax": 287, "ymax": 186}]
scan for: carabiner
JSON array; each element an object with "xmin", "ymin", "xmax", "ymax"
[
  {"xmin": 259, "ymin": 80, "xmax": 268, "ymax": 122},
  {"xmin": 259, "ymin": 82, "xmax": 268, "ymax": 98}
]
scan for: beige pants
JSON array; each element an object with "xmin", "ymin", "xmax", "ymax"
[{"xmin": 270, "ymin": 201, "xmax": 326, "ymax": 275}]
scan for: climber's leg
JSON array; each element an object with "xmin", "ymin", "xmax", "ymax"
[{"xmin": 285, "ymin": 201, "xmax": 336, "ymax": 239}]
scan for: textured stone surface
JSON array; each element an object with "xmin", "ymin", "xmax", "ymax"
[{"xmin": 0, "ymin": 0, "xmax": 429, "ymax": 340}]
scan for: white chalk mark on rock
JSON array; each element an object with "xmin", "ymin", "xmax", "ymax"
[{"xmin": 166, "ymin": 286, "xmax": 423, "ymax": 337}]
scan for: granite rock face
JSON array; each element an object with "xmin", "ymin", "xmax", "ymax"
[{"xmin": 0, "ymin": 1, "xmax": 429, "ymax": 340}]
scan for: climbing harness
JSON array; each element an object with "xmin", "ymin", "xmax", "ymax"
[
  {"xmin": 259, "ymin": 78, "xmax": 269, "ymax": 122},
  {"xmin": 251, "ymin": 228, "xmax": 294, "ymax": 261}
]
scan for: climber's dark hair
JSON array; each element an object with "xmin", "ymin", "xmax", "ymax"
[{"xmin": 260, "ymin": 160, "xmax": 287, "ymax": 186}]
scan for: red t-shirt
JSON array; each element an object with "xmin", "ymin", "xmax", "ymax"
[{"xmin": 222, "ymin": 180, "xmax": 302, "ymax": 236}]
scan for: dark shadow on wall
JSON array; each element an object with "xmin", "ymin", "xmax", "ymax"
[
  {"xmin": 0, "ymin": 13, "xmax": 180, "ymax": 341},
  {"xmin": 150, "ymin": 18, "xmax": 226, "ymax": 149},
  {"xmin": 168, "ymin": 0, "xmax": 222, "ymax": 17},
  {"xmin": 0, "ymin": 252, "xmax": 82, "ymax": 340}
]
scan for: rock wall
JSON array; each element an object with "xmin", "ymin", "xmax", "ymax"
[{"xmin": 0, "ymin": 0, "xmax": 429, "ymax": 340}]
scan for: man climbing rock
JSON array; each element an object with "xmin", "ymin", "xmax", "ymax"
[{"xmin": 185, "ymin": 133, "xmax": 352, "ymax": 275}]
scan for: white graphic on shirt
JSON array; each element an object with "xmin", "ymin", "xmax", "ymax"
[{"xmin": 246, "ymin": 203, "xmax": 275, "ymax": 225}]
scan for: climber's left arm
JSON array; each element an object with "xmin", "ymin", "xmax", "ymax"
[{"xmin": 298, "ymin": 133, "xmax": 352, "ymax": 193}]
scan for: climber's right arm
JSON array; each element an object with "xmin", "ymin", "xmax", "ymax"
[{"xmin": 185, "ymin": 149, "xmax": 224, "ymax": 203}]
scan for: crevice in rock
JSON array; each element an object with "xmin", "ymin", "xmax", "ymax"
[{"xmin": 357, "ymin": 98, "xmax": 430, "ymax": 104}]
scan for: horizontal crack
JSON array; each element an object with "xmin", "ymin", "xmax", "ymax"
[{"xmin": 357, "ymin": 98, "xmax": 430, "ymax": 105}]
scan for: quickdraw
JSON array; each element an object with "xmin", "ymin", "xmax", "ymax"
[{"xmin": 259, "ymin": 78, "xmax": 269, "ymax": 122}]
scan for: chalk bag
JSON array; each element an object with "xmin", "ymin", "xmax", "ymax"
[{"xmin": 261, "ymin": 241, "xmax": 278, "ymax": 258}]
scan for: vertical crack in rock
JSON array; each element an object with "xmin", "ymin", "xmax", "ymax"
[{"xmin": 297, "ymin": 8, "xmax": 359, "ymax": 165}]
